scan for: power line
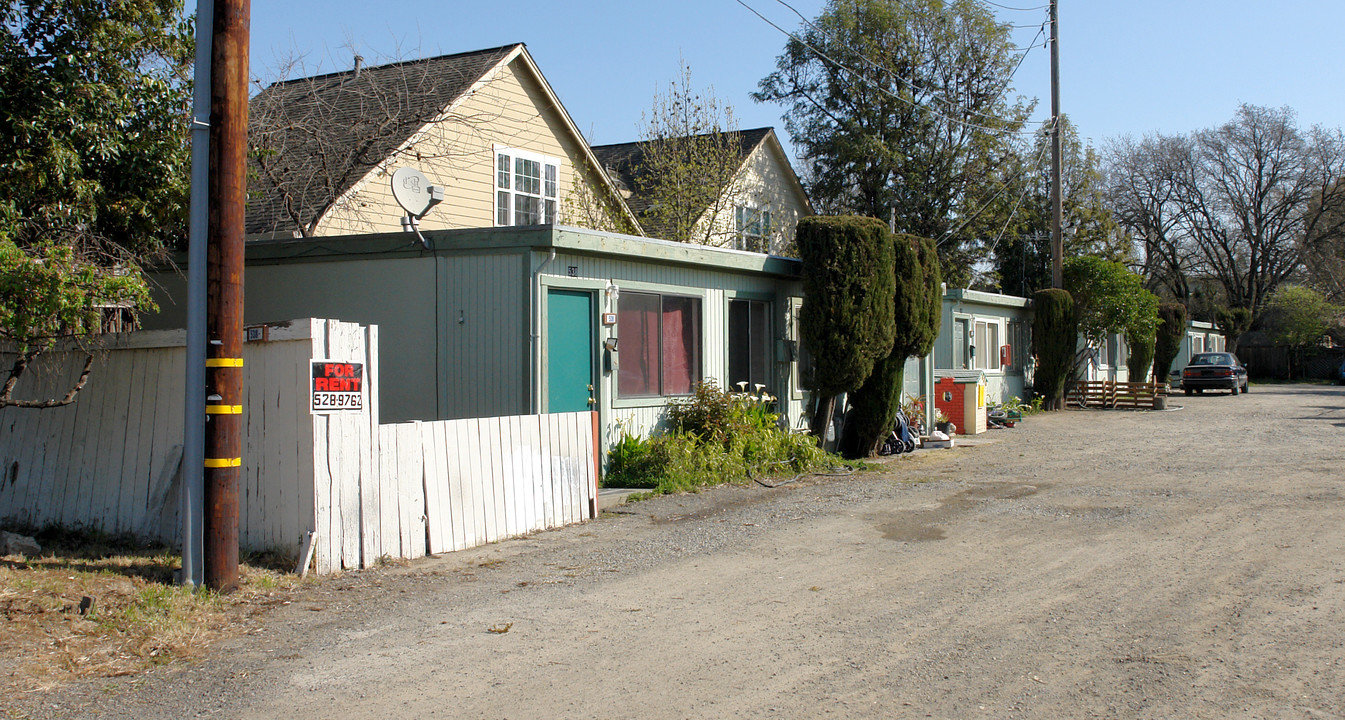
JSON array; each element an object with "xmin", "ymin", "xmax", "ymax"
[
  {"xmin": 741, "ymin": 0, "xmax": 1046, "ymax": 137},
  {"xmin": 940, "ymin": 117, "xmax": 1056, "ymax": 243},
  {"xmin": 984, "ymin": 136, "xmax": 1054, "ymax": 258},
  {"xmin": 983, "ymin": 1, "xmax": 1049, "ymax": 10},
  {"xmin": 1002, "ymin": 23, "xmax": 1046, "ymax": 90}
]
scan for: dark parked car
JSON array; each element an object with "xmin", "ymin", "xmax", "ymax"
[{"xmin": 1182, "ymin": 352, "xmax": 1249, "ymax": 395}]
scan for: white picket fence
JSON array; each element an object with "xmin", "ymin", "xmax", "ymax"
[{"xmin": 0, "ymin": 319, "xmax": 597, "ymax": 574}]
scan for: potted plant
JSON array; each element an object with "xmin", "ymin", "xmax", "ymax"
[{"xmin": 935, "ymin": 408, "xmax": 951, "ymax": 434}]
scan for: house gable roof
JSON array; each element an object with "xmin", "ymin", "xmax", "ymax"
[
  {"xmin": 590, "ymin": 127, "xmax": 779, "ymax": 239},
  {"xmin": 246, "ymin": 45, "xmax": 517, "ymax": 236},
  {"xmin": 246, "ymin": 44, "xmax": 641, "ymax": 238}
]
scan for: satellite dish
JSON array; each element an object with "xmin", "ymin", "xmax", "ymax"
[{"xmin": 390, "ymin": 167, "xmax": 443, "ymax": 218}]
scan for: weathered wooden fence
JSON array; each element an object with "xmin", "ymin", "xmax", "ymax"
[
  {"xmin": 1066, "ymin": 379, "xmax": 1169, "ymax": 409},
  {"xmin": 0, "ymin": 319, "xmax": 597, "ymax": 574}
]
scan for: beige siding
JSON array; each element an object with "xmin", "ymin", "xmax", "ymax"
[
  {"xmin": 691, "ymin": 140, "xmax": 811, "ymax": 255},
  {"xmin": 316, "ymin": 59, "xmax": 621, "ymax": 235}
]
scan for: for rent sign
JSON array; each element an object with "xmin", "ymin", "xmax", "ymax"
[{"xmin": 311, "ymin": 360, "xmax": 364, "ymax": 413}]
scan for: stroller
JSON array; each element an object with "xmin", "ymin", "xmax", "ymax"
[{"xmin": 878, "ymin": 406, "xmax": 917, "ymax": 455}]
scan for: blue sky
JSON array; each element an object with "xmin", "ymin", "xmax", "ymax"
[{"xmin": 247, "ymin": 1, "xmax": 1345, "ymax": 159}]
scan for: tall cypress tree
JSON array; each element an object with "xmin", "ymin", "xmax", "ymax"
[
  {"xmin": 1153, "ymin": 303, "xmax": 1188, "ymax": 384},
  {"xmin": 840, "ymin": 234, "xmax": 942, "ymax": 458},
  {"xmin": 797, "ymin": 216, "xmax": 896, "ymax": 440},
  {"xmin": 1032, "ymin": 289, "xmax": 1075, "ymax": 411}
]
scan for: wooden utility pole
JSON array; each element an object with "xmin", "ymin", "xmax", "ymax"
[
  {"xmin": 204, "ymin": 0, "xmax": 249, "ymax": 592},
  {"xmin": 1049, "ymin": 0, "xmax": 1063, "ymax": 289}
]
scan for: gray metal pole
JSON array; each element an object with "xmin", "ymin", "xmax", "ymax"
[
  {"xmin": 1049, "ymin": 0, "xmax": 1063, "ymax": 289},
  {"xmin": 182, "ymin": 0, "xmax": 214, "ymax": 587}
]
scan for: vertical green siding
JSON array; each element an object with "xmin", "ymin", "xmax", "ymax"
[
  {"xmin": 147, "ymin": 257, "xmax": 442, "ymax": 423},
  {"xmin": 441, "ymin": 252, "xmax": 528, "ymax": 420}
]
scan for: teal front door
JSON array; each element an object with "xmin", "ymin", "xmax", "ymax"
[{"xmin": 546, "ymin": 289, "xmax": 595, "ymax": 413}]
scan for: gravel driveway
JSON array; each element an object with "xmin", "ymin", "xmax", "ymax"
[{"xmin": 14, "ymin": 384, "xmax": 1345, "ymax": 719}]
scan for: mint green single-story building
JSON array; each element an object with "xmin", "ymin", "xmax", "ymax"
[
  {"xmin": 145, "ymin": 225, "xmax": 817, "ymax": 453},
  {"xmin": 933, "ymin": 288, "xmax": 1034, "ymax": 406}
]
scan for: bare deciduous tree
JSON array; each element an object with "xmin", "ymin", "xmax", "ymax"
[
  {"xmin": 636, "ymin": 61, "xmax": 745, "ymax": 246},
  {"xmin": 1105, "ymin": 133, "xmax": 1201, "ymax": 302},
  {"xmin": 1106, "ymin": 104, "xmax": 1345, "ymax": 315},
  {"xmin": 1301, "ymin": 171, "xmax": 1345, "ymax": 304}
]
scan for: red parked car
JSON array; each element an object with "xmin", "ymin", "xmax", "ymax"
[{"xmin": 1182, "ymin": 352, "xmax": 1249, "ymax": 395}]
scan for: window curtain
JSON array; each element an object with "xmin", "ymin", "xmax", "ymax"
[
  {"xmin": 618, "ymin": 293, "xmax": 660, "ymax": 395},
  {"xmin": 662, "ymin": 297, "xmax": 700, "ymax": 395}
]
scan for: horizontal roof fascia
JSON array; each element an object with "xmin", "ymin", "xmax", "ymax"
[
  {"xmin": 222, "ymin": 225, "xmax": 803, "ymax": 279},
  {"xmin": 945, "ymin": 288, "xmax": 1032, "ymax": 309}
]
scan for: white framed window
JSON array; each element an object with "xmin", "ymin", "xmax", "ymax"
[
  {"xmin": 735, "ymin": 205, "xmax": 772, "ymax": 253},
  {"xmin": 495, "ymin": 146, "xmax": 559, "ymax": 227},
  {"xmin": 973, "ymin": 319, "xmax": 1002, "ymax": 371}
]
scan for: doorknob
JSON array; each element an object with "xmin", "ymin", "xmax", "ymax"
[
  {"xmin": 587, "ymin": 396, "xmax": 596, "ymax": 405},
  {"xmin": 587, "ymin": 384, "xmax": 594, "ymax": 391}
]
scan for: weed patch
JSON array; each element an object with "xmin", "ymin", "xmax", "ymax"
[
  {"xmin": 605, "ymin": 381, "xmax": 839, "ymax": 495},
  {"xmin": 0, "ymin": 525, "xmax": 307, "ymax": 696}
]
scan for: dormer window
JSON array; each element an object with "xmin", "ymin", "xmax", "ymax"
[{"xmin": 495, "ymin": 146, "xmax": 559, "ymax": 226}]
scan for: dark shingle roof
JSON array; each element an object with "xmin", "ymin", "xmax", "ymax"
[
  {"xmin": 246, "ymin": 44, "xmax": 519, "ymax": 236},
  {"xmin": 590, "ymin": 127, "xmax": 775, "ymax": 238}
]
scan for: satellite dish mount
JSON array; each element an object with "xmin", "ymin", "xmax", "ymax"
[{"xmin": 390, "ymin": 167, "xmax": 444, "ymax": 247}]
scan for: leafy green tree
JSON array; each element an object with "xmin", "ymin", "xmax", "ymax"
[
  {"xmin": 0, "ymin": 0, "xmax": 190, "ymax": 407},
  {"xmin": 797, "ymin": 216, "xmax": 896, "ymax": 440},
  {"xmin": 839, "ymin": 233, "xmax": 941, "ymax": 458},
  {"xmin": 1262, "ymin": 285, "xmax": 1339, "ymax": 379},
  {"xmin": 1153, "ymin": 302, "xmax": 1188, "ymax": 384},
  {"xmin": 1, "ymin": 242, "xmax": 151, "ymax": 407},
  {"xmin": 1031, "ymin": 289, "xmax": 1074, "ymax": 411},
  {"xmin": 756, "ymin": 0, "xmax": 1030, "ymax": 287},
  {"xmin": 1064, "ymin": 256, "xmax": 1159, "ymax": 377}
]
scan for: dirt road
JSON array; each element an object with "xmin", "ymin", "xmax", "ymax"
[{"xmin": 15, "ymin": 384, "xmax": 1345, "ymax": 719}]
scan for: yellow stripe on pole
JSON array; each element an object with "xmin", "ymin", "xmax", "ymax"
[
  {"xmin": 205, "ymin": 358, "xmax": 244, "ymax": 367},
  {"xmin": 204, "ymin": 457, "xmax": 242, "ymax": 468},
  {"xmin": 205, "ymin": 404, "xmax": 243, "ymax": 414}
]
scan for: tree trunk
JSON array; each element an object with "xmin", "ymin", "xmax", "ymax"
[{"xmin": 810, "ymin": 395, "xmax": 836, "ymax": 449}]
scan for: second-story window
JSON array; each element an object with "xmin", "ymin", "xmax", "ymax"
[{"xmin": 495, "ymin": 146, "xmax": 558, "ymax": 226}]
